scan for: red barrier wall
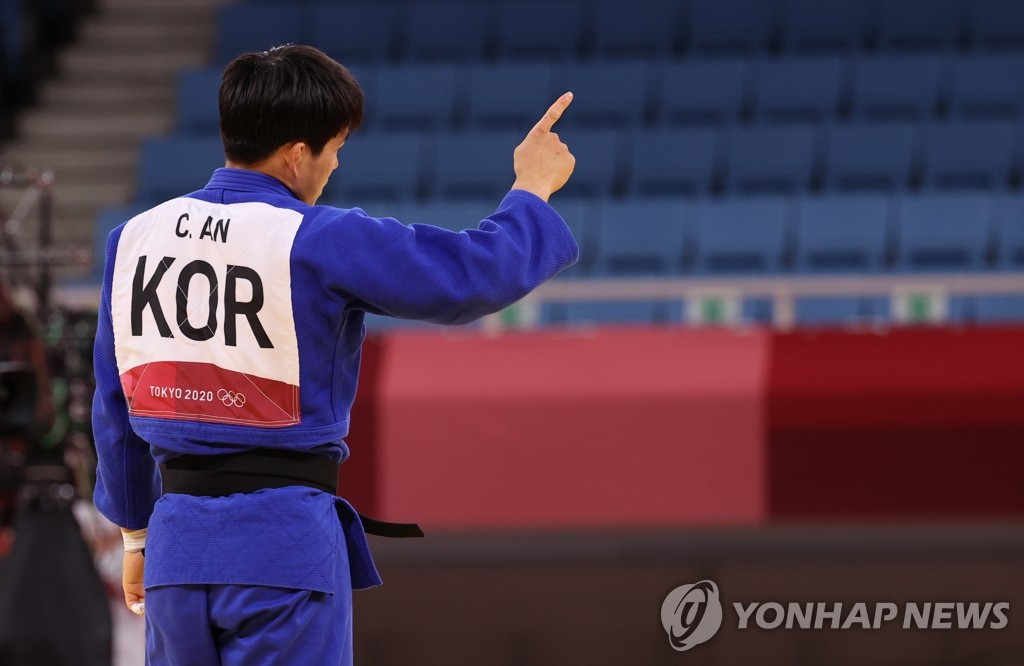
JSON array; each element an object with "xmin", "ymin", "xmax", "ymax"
[
  {"xmin": 767, "ymin": 327, "xmax": 1024, "ymax": 520},
  {"xmin": 343, "ymin": 326, "xmax": 1024, "ymax": 528},
  {"xmin": 376, "ymin": 328, "xmax": 770, "ymax": 529}
]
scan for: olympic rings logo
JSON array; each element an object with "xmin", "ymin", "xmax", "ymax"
[{"xmin": 217, "ymin": 389, "xmax": 247, "ymax": 408}]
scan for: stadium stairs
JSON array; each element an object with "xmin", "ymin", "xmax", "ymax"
[{"xmin": 0, "ymin": 0, "xmax": 230, "ymax": 263}]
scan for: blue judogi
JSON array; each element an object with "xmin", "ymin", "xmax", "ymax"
[{"xmin": 91, "ymin": 168, "xmax": 578, "ymax": 664}]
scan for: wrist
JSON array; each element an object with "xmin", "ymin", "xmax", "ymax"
[
  {"xmin": 511, "ymin": 180, "xmax": 551, "ymax": 202},
  {"xmin": 121, "ymin": 527, "xmax": 147, "ymax": 552}
]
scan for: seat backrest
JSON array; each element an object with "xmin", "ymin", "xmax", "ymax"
[
  {"xmin": 689, "ymin": 0, "xmax": 780, "ymax": 55},
  {"xmin": 795, "ymin": 194, "xmax": 891, "ymax": 272},
  {"xmin": 852, "ymin": 55, "xmax": 947, "ymax": 122},
  {"xmin": 825, "ymin": 122, "xmax": 919, "ymax": 192},
  {"xmin": 627, "ymin": 127, "xmax": 722, "ymax": 196},
  {"xmin": 176, "ymin": 67, "xmax": 221, "ymax": 135},
  {"xmin": 922, "ymin": 121, "xmax": 1017, "ymax": 190},
  {"xmin": 555, "ymin": 129, "xmax": 624, "ymax": 198},
  {"xmin": 562, "ymin": 60, "xmax": 653, "ymax": 128},
  {"xmin": 373, "ymin": 63, "xmax": 463, "ymax": 131},
  {"xmin": 877, "ymin": 0, "xmax": 966, "ymax": 52},
  {"xmin": 591, "ymin": 0, "xmax": 679, "ymax": 58},
  {"xmin": 466, "ymin": 62, "xmax": 557, "ymax": 130},
  {"xmin": 896, "ymin": 193, "xmax": 994, "ymax": 271},
  {"xmin": 753, "ymin": 56, "xmax": 848, "ymax": 123},
  {"xmin": 137, "ymin": 136, "xmax": 224, "ymax": 203},
  {"xmin": 725, "ymin": 125, "xmax": 820, "ymax": 194},
  {"xmin": 215, "ymin": 5, "xmax": 307, "ymax": 64},
  {"xmin": 593, "ymin": 198, "xmax": 694, "ymax": 275},
  {"xmin": 401, "ymin": 1, "xmax": 494, "ymax": 61},
  {"xmin": 968, "ymin": 0, "xmax": 1024, "ymax": 51},
  {"xmin": 695, "ymin": 197, "xmax": 791, "ymax": 273},
  {"xmin": 432, "ymin": 130, "xmax": 522, "ymax": 200},
  {"xmin": 949, "ymin": 53, "xmax": 1024, "ymax": 120},
  {"xmin": 659, "ymin": 58, "xmax": 749, "ymax": 126},
  {"xmin": 310, "ymin": 3, "xmax": 396, "ymax": 63},
  {"xmin": 329, "ymin": 132, "xmax": 428, "ymax": 201},
  {"xmin": 782, "ymin": 0, "xmax": 869, "ymax": 53},
  {"xmin": 497, "ymin": 1, "xmax": 585, "ymax": 60}
]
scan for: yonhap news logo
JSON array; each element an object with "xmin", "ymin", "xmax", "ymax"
[
  {"xmin": 660, "ymin": 581, "xmax": 724, "ymax": 651},
  {"xmin": 661, "ymin": 580, "xmax": 1010, "ymax": 653}
]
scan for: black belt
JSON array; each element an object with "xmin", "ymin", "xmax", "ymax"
[{"xmin": 160, "ymin": 448, "xmax": 423, "ymax": 539}]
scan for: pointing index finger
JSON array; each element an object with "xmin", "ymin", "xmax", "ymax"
[{"xmin": 533, "ymin": 92, "xmax": 574, "ymax": 133}]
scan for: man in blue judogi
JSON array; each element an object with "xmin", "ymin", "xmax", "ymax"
[{"xmin": 91, "ymin": 44, "xmax": 577, "ymax": 665}]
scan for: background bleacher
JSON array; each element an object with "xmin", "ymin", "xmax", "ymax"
[{"xmin": 104, "ymin": 0, "xmax": 1024, "ymax": 328}]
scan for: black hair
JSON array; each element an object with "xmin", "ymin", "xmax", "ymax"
[{"xmin": 219, "ymin": 44, "xmax": 364, "ymax": 165}]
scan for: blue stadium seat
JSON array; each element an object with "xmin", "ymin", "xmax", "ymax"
[
  {"xmin": 562, "ymin": 60, "xmax": 653, "ymax": 128},
  {"xmin": 466, "ymin": 62, "xmax": 557, "ymax": 130},
  {"xmin": 403, "ymin": 200, "xmax": 500, "ymax": 233},
  {"xmin": 825, "ymin": 122, "xmax": 919, "ymax": 191},
  {"xmin": 626, "ymin": 127, "xmax": 722, "ymax": 196},
  {"xmin": 497, "ymin": 1, "xmax": 585, "ymax": 60},
  {"xmin": 90, "ymin": 204, "xmax": 152, "ymax": 279},
  {"xmin": 552, "ymin": 199, "xmax": 596, "ymax": 274},
  {"xmin": 896, "ymin": 193, "xmax": 994, "ymax": 271},
  {"xmin": 176, "ymin": 67, "xmax": 221, "ymax": 135},
  {"xmin": 542, "ymin": 300, "xmax": 683, "ymax": 327},
  {"xmin": 555, "ymin": 129, "xmax": 623, "ymax": 198},
  {"xmin": 852, "ymin": 55, "xmax": 946, "ymax": 122},
  {"xmin": 752, "ymin": 56, "xmax": 847, "ymax": 123},
  {"xmin": 401, "ymin": 1, "xmax": 493, "ymax": 61},
  {"xmin": 782, "ymin": 0, "xmax": 869, "ymax": 53},
  {"xmin": 432, "ymin": 130, "xmax": 520, "ymax": 200},
  {"xmin": 215, "ymin": 5, "xmax": 307, "ymax": 64},
  {"xmin": 373, "ymin": 63, "xmax": 462, "ymax": 130},
  {"xmin": 328, "ymin": 132, "xmax": 427, "ymax": 201},
  {"xmin": 992, "ymin": 194, "xmax": 1024, "ymax": 269},
  {"xmin": 310, "ymin": 3, "xmax": 396, "ymax": 63},
  {"xmin": 695, "ymin": 197, "xmax": 791, "ymax": 273},
  {"xmin": 592, "ymin": 198, "xmax": 694, "ymax": 276},
  {"xmin": 969, "ymin": 0, "xmax": 1024, "ymax": 51},
  {"xmin": 137, "ymin": 136, "xmax": 224, "ymax": 204},
  {"xmin": 795, "ymin": 297, "xmax": 889, "ymax": 327},
  {"xmin": 877, "ymin": 0, "xmax": 966, "ymax": 52},
  {"xmin": 922, "ymin": 121, "xmax": 1017, "ymax": 190},
  {"xmin": 689, "ymin": 0, "xmax": 780, "ymax": 55},
  {"xmin": 971, "ymin": 295, "xmax": 1024, "ymax": 323},
  {"xmin": 795, "ymin": 194, "xmax": 891, "ymax": 272},
  {"xmin": 658, "ymin": 59, "xmax": 749, "ymax": 126},
  {"xmin": 949, "ymin": 54, "xmax": 1024, "ymax": 120},
  {"xmin": 725, "ymin": 125, "xmax": 820, "ymax": 194},
  {"xmin": 590, "ymin": 0, "xmax": 679, "ymax": 58}
]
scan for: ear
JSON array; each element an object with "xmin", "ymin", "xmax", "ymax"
[{"xmin": 282, "ymin": 142, "xmax": 307, "ymax": 175}]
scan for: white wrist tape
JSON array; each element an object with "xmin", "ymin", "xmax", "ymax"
[{"xmin": 122, "ymin": 528, "xmax": 147, "ymax": 552}]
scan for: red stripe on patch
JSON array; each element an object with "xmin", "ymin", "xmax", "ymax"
[{"xmin": 120, "ymin": 361, "xmax": 299, "ymax": 428}]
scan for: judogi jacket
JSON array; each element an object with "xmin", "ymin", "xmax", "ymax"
[{"xmin": 92, "ymin": 168, "xmax": 578, "ymax": 592}]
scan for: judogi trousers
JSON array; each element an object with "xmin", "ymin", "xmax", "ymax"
[{"xmin": 145, "ymin": 575, "xmax": 352, "ymax": 665}]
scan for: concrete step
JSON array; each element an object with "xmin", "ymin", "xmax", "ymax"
[
  {"xmin": 101, "ymin": 0, "xmax": 229, "ymax": 12},
  {"xmin": 3, "ymin": 145, "xmax": 137, "ymax": 171},
  {"xmin": 38, "ymin": 81, "xmax": 175, "ymax": 113},
  {"xmin": 18, "ymin": 113, "xmax": 171, "ymax": 149},
  {"xmin": 58, "ymin": 50, "xmax": 206, "ymax": 80},
  {"xmin": 78, "ymin": 20, "xmax": 213, "ymax": 50}
]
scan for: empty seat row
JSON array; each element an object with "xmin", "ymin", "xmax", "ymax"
[
  {"xmin": 332, "ymin": 193, "xmax": 1024, "ymax": 276},
  {"xmin": 218, "ymin": 0, "xmax": 1024, "ymax": 65},
  {"xmin": 177, "ymin": 54, "xmax": 1024, "ymax": 137},
  {"xmin": 135, "ymin": 122, "xmax": 1024, "ymax": 205}
]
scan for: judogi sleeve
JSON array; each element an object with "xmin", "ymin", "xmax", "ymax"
[
  {"xmin": 92, "ymin": 228, "xmax": 162, "ymax": 530},
  {"xmin": 317, "ymin": 190, "xmax": 579, "ymax": 324}
]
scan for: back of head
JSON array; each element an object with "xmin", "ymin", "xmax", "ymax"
[{"xmin": 219, "ymin": 45, "xmax": 364, "ymax": 166}]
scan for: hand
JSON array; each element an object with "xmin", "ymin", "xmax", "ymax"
[
  {"xmin": 123, "ymin": 550, "xmax": 146, "ymax": 615},
  {"xmin": 512, "ymin": 92, "xmax": 576, "ymax": 202}
]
